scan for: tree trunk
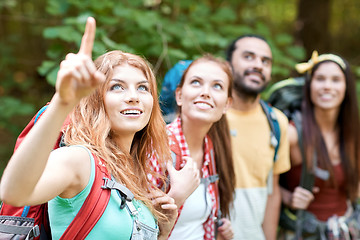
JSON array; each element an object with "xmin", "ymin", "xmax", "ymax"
[{"xmin": 296, "ymin": 0, "xmax": 331, "ymax": 59}]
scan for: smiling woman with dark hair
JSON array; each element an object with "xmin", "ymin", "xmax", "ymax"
[{"xmin": 280, "ymin": 51, "xmax": 360, "ymax": 239}]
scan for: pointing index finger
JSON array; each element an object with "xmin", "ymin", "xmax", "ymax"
[{"xmin": 78, "ymin": 17, "xmax": 96, "ymax": 57}]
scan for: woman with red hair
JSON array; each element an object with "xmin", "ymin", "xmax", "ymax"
[{"xmin": 0, "ymin": 17, "xmax": 177, "ymax": 239}]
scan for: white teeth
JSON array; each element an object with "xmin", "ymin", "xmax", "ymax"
[
  {"xmin": 320, "ymin": 94, "xmax": 333, "ymax": 99},
  {"xmin": 196, "ymin": 102, "xmax": 212, "ymax": 108},
  {"xmin": 122, "ymin": 110, "xmax": 141, "ymax": 115}
]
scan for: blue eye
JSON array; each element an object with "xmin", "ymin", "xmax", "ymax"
[
  {"xmin": 190, "ymin": 80, "xmax": 200, "ymax": 86},
  {"xmin": 213, "ymin": 83, "xmax": 223, "ymax": 90},
  {"xmin": 138, "ymin": 85, "xmax": 149, "ymax": 91},
  {"xmin": 110, "ymin": 84, "xmax": 124, "ymax": 91}
]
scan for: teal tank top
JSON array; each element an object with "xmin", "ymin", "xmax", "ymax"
[{"xmin": 48, "ymin": 146, "xmax": 157, "ymax": 240}]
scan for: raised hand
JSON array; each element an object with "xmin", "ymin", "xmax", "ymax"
[
  {"xmin": 56, "ymin": 17, "xmax": 105, "ymax": 106},
  {"xmin": 166, "ymin": 156, "xmax": 200, "ymax": 207}
]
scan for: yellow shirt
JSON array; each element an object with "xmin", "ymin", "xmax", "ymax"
[{"xmin": 227, "ymin": 104, "xmax": 290, "ymax": 239}]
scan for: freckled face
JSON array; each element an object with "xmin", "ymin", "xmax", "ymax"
[
  {"xmin": 104, "ymin": 64, "xmax": 153, "ymax": 138},
  {"xmin": 176, "ymin": 61, "xmax": 231, "ymax": 124},
  {"xmin": 310, "ymin": 62, "xmax": 346, "ymax": 112}
]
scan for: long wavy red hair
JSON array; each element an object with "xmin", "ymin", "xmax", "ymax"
[{"xmin": 63, "ymin": 50, "xmax": 170, "ymax": 219}]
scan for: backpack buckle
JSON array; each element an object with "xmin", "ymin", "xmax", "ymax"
[
  {"xmin": 270, "ymin": 133, "xmax": 278, "ymax": 148},
  {"xmin": 101, "ymin": 177, "xmax": 134, "ymax": 201}
]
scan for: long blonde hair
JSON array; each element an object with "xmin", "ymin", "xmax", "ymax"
[{"xmin": 63, "ymin": 50, "xmax": 170, "ymax": 218}]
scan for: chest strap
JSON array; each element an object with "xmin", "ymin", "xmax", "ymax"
[{"xmin": 200, "ymin": 174, "xmax": 219, "ymax": 185}]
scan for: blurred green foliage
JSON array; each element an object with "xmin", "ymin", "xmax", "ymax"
[
  {"xmin": 37, "ymin": 0, "xmax": 305, "ymax": 87},
  {"xmin": 1, "ymin": 0, "xmax": 360, "ymax": 175}
]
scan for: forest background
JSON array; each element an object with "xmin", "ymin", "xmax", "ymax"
[{"xmin": 1, "ymin": 0, "xmax": 360, "ymax": 175}]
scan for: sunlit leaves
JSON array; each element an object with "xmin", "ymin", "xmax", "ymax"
[
  {"xmin": 210, "ymin": 6, "xmax": 237, "ymax": 23},
  {"xmin": 38, "ymin": 0, "xmax": 308, "ymax": 86},
  {"xmin": 43, "ymin": 26, "xmax": 82, "ymax": 42},
  {"xmin": 37, "ymin": 60, "xmax": 59, "ymax": 85},
  {"xmin": 46, "ymin": 0, "xmax": 69, "ymax": 15},
  {"xmin": 0, "ymin": 97, "xmax": 35, "ymax": 133}
]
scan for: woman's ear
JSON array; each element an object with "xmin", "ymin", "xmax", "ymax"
[
  {"xmin": 175, "ymin": 87, "xmax": 182, "ymax": 107},
  {"xmin": 223, "ymin": 97, "xmax": 232, "ymax": 114}
]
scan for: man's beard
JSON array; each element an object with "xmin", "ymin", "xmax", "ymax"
[{"xmin": 233, "ymin": 70, "xmax": 269, "ymax": 99}]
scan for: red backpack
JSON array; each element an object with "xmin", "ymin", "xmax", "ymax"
[{"xmin": 0, "ymin": 104, "xmax": 111, "ymax": 240}]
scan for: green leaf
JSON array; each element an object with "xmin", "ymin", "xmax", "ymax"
[
  {"xmin": 89, "ymin": 0, "xmax": 114, "ymax": 10},
  {"xmin": 286, "ymin": 45, "xmax": 306, "ymax": 61},
  {"xmin": 354, "ymin": 66, "xmax": 360, "ymax": 78},
  {"xmin": 46, "ymin": 66, "xmax": 60, "ymax": 86},
  {"xmin": 181, "ymin": 37, "xmax": 196, "ymax": 48},
  {"xmin": 0, "ymin": 97, "xmax": 35, "ymax": 120},
  {"xmin": 163, "ymin": 21, "xmax": 187, "ymax": 39},
  {"xmin": 168, "ymin": 48, "xmax": 188, "ymax": 60},
  {"xmin": 0, "ymin": 0, "xmax": 17, "ymax": 8},
  {"xmin": 255, "ymin": 22, "xmax": 271, "ymax": 38},
  {"xmin": 210, "ymin": 6, "xmax": 236, "ymax": 23},
  {"xmin": 275, "ymin": 34, "xmax": 293, "ymax": 46},
  {"xmin": 43, "ymin": 26, "xmax": 82, "ymax": 43},
  {"xmin": 37, "ymin": 60, "xmax": 57, "ymax": 76},
  {"xmin": 275, "ymin": 53, "xmax": 296, "ymax": 68},
  {"xmin": 64, "ymin": 14, "xmax": 92, "ymax": 26},
  {"xmin": 46, "ymin": 45, "xmax": 64, "ymax": 59},
  {"xmin": 93, "ymin": 41, "xmax": 107, "ymax": 57},
  {"xmin": 272, "ymin": 65, "xmax": 290, "ymax": 78},
  {"xmin": 205, "ymin": 33, "xmax": 228, "ymax": 48},
  {"xmin": 98, "ymin": 16, "xmax": 119, "ymax": 26},
  {"xmin": 46, "ymin": 0, "xmax": 69, "ymax": 15},
  {"xmin": 134, "ymin": 11, "xmax": 159, "ymax": 29},
  {"xmin": 221, "ymin": 25, "xmax": 254, "ymax": 38},
  {"xmin": 113, "ymin": 7, "xmax": 133, "ymax": 18},
  {"xmin": 101, "ymin": 35, "xmax": 135, "ymax": 53}
]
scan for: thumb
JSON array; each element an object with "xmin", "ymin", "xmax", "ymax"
[
  {"xmin": 312, "ymin": 186, "xmax": 320, "ymax": 194},
  {"xmin": 166, "ymin": 160, "xmax": 176, "ymax": 177},
  {"xmin": 182, "ymin": 156, "xmax": 193, "ymax": 168}
]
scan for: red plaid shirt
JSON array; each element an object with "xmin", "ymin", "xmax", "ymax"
[{"xmin": 166, "ymin": 117, "xmax": 219, "ymax": 240}]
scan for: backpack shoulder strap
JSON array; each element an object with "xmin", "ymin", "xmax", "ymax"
[
  {"xmin": 168, "ymin": 131, "xmax": 183, "ymax": 170},
  {"xmin": 291, "ymin": 111, "xmax": 315, "ymax": 191},
  {"xmin": 14, "ymin": 104, "xmax": 50, "ymax": 151},
  {"xmin": 59, "ymin": 154, "xmax": 111, "ymax": 240},
  {"xmin": 292, "ymin": 111, "xmax": 316, "ymax": 240},
  {"xmin": 206, "ymin": 138, "xmax": 221, "ymax": 219},
  {"xmin": 201, "ymin": 137, "xmax": 219, "ymax": 185},
  {"xmin": 260, "ymin": 100, "xmax": 281, "ymax": 195},
  {"xmin": 260, "ymin": 99, "xmax": 281, "ymax": 162}
]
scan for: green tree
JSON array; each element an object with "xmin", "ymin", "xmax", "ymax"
[{"xmin": 5, "ymin": 0, "xmax": 360, "ymax": 176}]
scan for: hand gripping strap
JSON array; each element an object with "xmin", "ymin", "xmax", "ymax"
[{"xmin": 60, "ymin": 155, "xmax": 111, "ymax": 240}]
